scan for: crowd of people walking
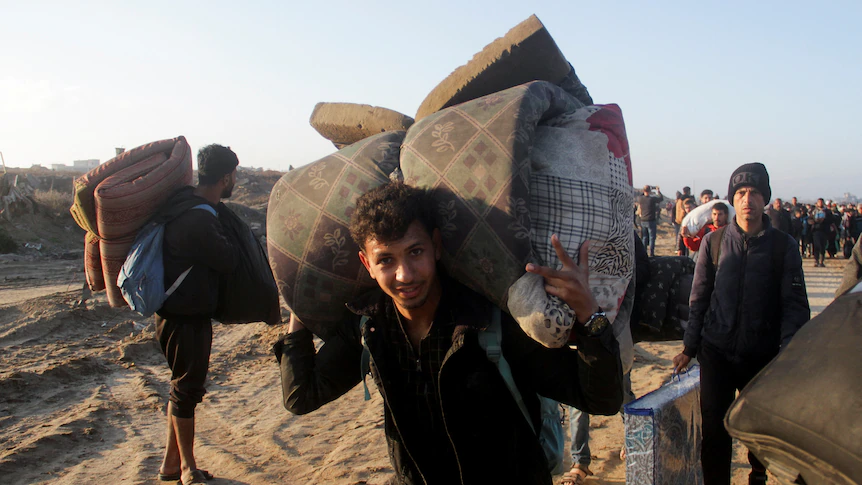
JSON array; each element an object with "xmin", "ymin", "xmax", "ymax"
[{"xmin": 637, "ymin": 183, "xmax": 862, "ymax": 265}]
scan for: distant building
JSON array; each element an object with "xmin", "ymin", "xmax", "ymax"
[
  {"xmin": 73, "ymin": 159, "xmax": 100, "ymax": 172},
  {"xmin": 51, "ymin": 163, "xmax": 70, "ymax": 171}
]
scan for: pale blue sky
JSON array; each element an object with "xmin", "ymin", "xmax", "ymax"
[{"xmin": 2, "ymin": 0, "xmax": 859, "ymax": 200}]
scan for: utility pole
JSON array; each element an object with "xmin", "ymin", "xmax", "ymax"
[{"xmin": 0, "ymin": 151, "xmax": 6, "ymax": 173}]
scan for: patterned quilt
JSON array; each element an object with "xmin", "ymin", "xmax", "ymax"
[
  {"xmin": 510, "ymin": 105, "xmax": 634, "ymax": 347},
  {"xmin": 401, "ymin": 81, "xmax": 633, "ymax": 347},
  {"xmin": 400, "ymin": 82, "xmax": 581, "ymax": 308},
  {"xmin": 624, "ymin": 366, "xmax": 703, "ymax": 485},
  {"xmin": 267, "ymin": 131, "xmax": 403, "ymax": 340}
]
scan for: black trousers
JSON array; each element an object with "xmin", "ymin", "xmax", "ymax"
[
  {"xmin": 812, "ymin": 231, "xmax": 828, "ymax": 263},
  {"xmin": 155, "ymin": 314, "xmax": 213, "ymax": 418},
  {"xmin": 698, "ymin": 344, "xmax": 773, "ymax": 485}
]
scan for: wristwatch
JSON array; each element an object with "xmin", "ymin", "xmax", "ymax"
[{"xmin": 581, "ymin": 308, "xmax": 610, "ymax": 337}]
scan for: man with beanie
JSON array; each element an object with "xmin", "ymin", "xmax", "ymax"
[
  {"xmin": 673, "ymin": 162, "xmax": 810, "ymax": 485},
  {"xmin": 156, "ymin": 144, "xmax": 239, "ymax": 485}
]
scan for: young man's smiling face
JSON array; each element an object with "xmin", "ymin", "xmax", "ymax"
[{"xmin": 358, "ymin": 220, "xmax": 442, "ymax": 314}]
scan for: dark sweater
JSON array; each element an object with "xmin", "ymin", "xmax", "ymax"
[
  {"xmin": 637, "ymin": 193, "xmax": 663, "ymax": 221},
  {"xmin": 157, "ymin": 186, "xmax": 238, "ymax": 318}
]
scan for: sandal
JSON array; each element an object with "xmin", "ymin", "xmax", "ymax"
[
  {"xmin": 181, "ymin": 469, "xmax": 214, "ymax": 485},
  {"xmin": 561, "ymin": 464, "xmax": 593, "ymax": 485},
  {"xmin": 160, "ymin": 469, "xmax": 213, "ymax": 482}
]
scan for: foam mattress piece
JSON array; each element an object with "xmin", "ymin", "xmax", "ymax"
[
  {"xmin": 414, "ymin": 14, "xmax": 571, "ymax": 121},
  {"xmin": 267, "ymin": 131, "xmax": 404, "ymax": 341},
  {"xmin": 310, "ymin": 102, "xmax": 414, "ymax": 148}
]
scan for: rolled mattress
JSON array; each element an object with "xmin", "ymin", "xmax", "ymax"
[
  {"xmin": 267, "ymin": 131, "xmax": 404, "ymax": 340},
  {"xmin": 70, "ymin": 136, "xmax": 193, "ymax": 307}
]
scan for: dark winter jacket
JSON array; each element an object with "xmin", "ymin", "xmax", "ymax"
[
  {"xmin": 276, "ymin": 278, "xmax": 623, "ymax": 485},
  {"xmin": 157, "ymin": 186, "xmax": 238, "ymax": 318},
  {"xmin": 766, "ymin": 206, "xmax": 791, "ymax": 234},
  {"xmin": 683, "ymin": 215, "xmax": 810, "ymax": 363}
]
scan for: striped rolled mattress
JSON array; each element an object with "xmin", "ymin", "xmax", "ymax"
[{"xmin": 70, "ymin": 136, "xmax": 193, "ymax": 307}]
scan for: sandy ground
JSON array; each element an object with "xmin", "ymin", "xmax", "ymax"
[{"xmin": 0, "ymin": 223, "xmax": 849, "ymax": 485}]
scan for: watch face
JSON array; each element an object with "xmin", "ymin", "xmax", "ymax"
[{"xmin": 587, "ymin": 313, "xmax": 610, "ymax": 335}]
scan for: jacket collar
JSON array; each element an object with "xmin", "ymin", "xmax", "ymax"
[{"xmin": 730, "ymin": 213, "xmax": 772, "ymax": 240}]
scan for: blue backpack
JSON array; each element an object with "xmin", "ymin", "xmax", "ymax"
[{"xmin": 117, "ymin": 204, "xmax": 217, "ymax": 316}]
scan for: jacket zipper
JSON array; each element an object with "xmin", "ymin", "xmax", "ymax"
[
  {"xmin": 734, "ymin": 237, "xmax": 749, "ymax": 352},
  {"xmin": 362, "ymin": 322, "xmax": 430, "ymax": 485},
  {"xmin": 437, "ymin": 344, "xmax": 465, "ymax": 484}
]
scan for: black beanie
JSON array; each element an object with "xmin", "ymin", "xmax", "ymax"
[{"xmin": 727, "ymin": 162, "xmax": 770, "ymax": 202}]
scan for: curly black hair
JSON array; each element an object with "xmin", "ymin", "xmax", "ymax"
[{"xmin": 349, "ymin": 182, "xmax": 436, "ymax": 248}]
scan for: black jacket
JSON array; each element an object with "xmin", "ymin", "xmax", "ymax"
[
  {"xmin": 157, "ymin": 186, "xmax": 238, "ymax": 318},
  {"xmin": 276, "ymin": 280, "xmax": 623, "ymax": 485},
  {"xmin": 683, "ymin": 215, "xmax": 810, "ymax": 362},
  {"xmin": 766, "ymin": 206, "xmax": 791, "ymax": 233}
]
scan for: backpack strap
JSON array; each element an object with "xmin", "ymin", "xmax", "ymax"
[
  {"xmin": 192, "ymin": 203, "xmax": 218, "ymax": 217},
  {"xmin": 359, "ymin": 316, "xmax": 372, "ymax": 401},
  {"xmin": 478, "ymin": 307, "xmax": 536, "ymax": 434},
  {"xmin": 709, "ymin": 225, "xmax": 728, "ymax": 269}
]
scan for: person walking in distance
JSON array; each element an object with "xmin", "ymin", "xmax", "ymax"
[
  {"xmin": 156, "ymin": 145, "xmax": 240, "ymax": 485},
  {"xmin": 767, "ymin": 198, "xmax": 791, "ymax": 234},
  {"xmin": 636, "ymin": 185, "xmax": 663, "ymax": 257},
  {"xmin": 673, "ymin": 163, "xmax": 809, "ymax": 485},
  {"xmin": 809, "ymin": 198, "xmax": 835, "ymax": 267}
]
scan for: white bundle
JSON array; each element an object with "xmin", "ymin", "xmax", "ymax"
[{"xmin": 682, "ymin": 199, "xmax": 735, "ymax": 234}]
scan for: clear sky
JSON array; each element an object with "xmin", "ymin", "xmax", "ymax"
[{"xmin": 2, "ymin": 0, "xmax": 859, "ymax": 201}]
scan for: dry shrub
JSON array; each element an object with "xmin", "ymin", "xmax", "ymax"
[{"xmin": 34, "ymin": 189, "xmax": 74, "ymax": 214}]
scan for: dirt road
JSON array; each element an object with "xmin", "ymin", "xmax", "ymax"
[{"xmin": 0, "ymin": 254, "xmax": 849, "ymax": 485}]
